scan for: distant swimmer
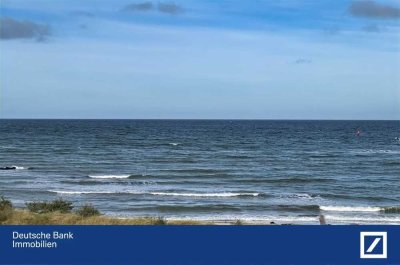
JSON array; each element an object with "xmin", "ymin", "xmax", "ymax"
[
  {"xmin": 356, "ymin": 128, "xmax": 361, "ymax": 136},
  {"xmin": 319, "ymin": 215, "xmax": 327, "ymax": 225}
]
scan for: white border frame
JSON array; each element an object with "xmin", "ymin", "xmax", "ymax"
[{"xmin": 360, "ymin": 231, "xmax": 387, "ymax": 259}]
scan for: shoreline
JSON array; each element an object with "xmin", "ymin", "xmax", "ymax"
[
  {"xmin": 0, "ymin": 197, "xmax": 310, "ymax": 225},
  {"xmin": 3, "ymin": 207, "xmax": 301, "ymax": 225},
  {"xmin": 1, "ymin": 209, "xmax": 205, "ymax": 225},
  {"xmin": 2, "ymin": 198, "xmax": 399, "ymax": 225},
  {"xmin": 3, "ymin": 208, "xmax": 400, "ymax": 226},
  {"xmin": 3, "ymin": 209, "xmax": 325, "ymax": 225}
]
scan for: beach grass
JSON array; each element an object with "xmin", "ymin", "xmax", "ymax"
[
  {"xmin": 0, "ymin": 197, "xmax": 203, "ymax": 225},
  {"xmin": 1, "ymin": 209, "xmax": 202, "ymax": 225}
]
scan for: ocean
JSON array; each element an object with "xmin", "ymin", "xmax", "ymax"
[{"xmin": 0, "ymin": 119, "xmax": 399, "ymax": 224}]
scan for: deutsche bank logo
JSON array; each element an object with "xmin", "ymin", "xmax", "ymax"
[{"xmin": 360, "ymin": 232, "xmax": 387, "ymax": 259}]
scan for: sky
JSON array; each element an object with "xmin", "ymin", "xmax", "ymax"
[{"xmin": 0, "ymin": 0, "xmax": 399, "ymax": 119}]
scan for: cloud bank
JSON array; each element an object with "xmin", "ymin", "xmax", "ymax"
[
  {"xmin": 157, "ymin": 2, "xmax": 183, "ymax": 14},
  {"xmin": 349, "ymin": 0, "xmax": 400, "ymax": 19},
  {"xmin": 0, "ymin": 17, "xmax": 50, "ymax": 40},
  {"xmin": 122, "ymin": 2, "xmax": 154, "ymax": 12},
  {"xmin": 122, "ymin": 2, "xmax": 183, "ymax": 14},
  {"xmin": 294, "ymin": 58, "xmax": 312, "ymax": 64},
  {"xmin": 70, "ymin": 11, "xmax": 95, "ymax": 17}
]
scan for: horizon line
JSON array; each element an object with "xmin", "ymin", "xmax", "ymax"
[{"xmin": 0, "ymin": 118, "xmax": 399, "ymax": 121}]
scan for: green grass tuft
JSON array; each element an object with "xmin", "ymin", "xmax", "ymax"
[
  {"xmin": 76, "ymin": 204, "xmax": 101, "ymax": 217},
  {"xmin": 26, "ymin": 198, "xmax": 73, "ymax": 214},
  {"xmin": 153, "ymin": 216, "xmax": 167, "ymax": 225},
  {"xmin": 0, "ymin": 197, "xmax": 202, "ymax": 225},
  {"xmin": 234, "ymin": 219, "xmax": 244, "ymax": 225},
  {"xmin": 0, "ymin": 196, "xmax": 12, "ymax": 210},
  {"xmin": 0, "ymin": 196, "xmax": 13, "ymax": 223}
]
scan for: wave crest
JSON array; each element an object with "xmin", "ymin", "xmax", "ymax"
[
  {"xmin": 320, "ymin": 206, "xmax": 381, "ymax": 212},
  {"xmin": 149, "ymin": 192, "xmax": 261, "ymax": 198},
  {"xmin": 88, "ymin": 175, "xmax": 131, "ymax": 179},
  {"xmin": 49, "ymin": 190, "xmax": 261, "ymax": 198},
  {"xmin": 49, "ymin": 190, "xmax": 143, "ymax": 195}
]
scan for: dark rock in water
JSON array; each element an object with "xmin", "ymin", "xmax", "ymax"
[{"xmin": 0, "ymin": 166, "xmax": 17, "ymax": 170}]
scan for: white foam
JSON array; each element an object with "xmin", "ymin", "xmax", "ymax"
[
  {"xmin": 50, "ymin": 190, "xmax": 112, "ymax": 195},
  {"xmin": 150, "ymin": 192, "xmax": 260, "ymax": 197},
  {"xmin": 168, "ymin": 214, "xmax": 400, "ymax": 225},
  {"xmin": 324, "ymin": 215, "xmax": 400, "ymax": 224},
  {"xmin": 12, "ymin": 166, "xmax": 24, "ymax": 170},
  {"xmin": 167, "ymin": 215, "xmax": 319, "ymax": 224},
  {"xmin": 169, "ymin": 143, "xmax": 180, "ymax": 146},
  {"xmin": 50, "ymin": 189, "xmax": 260, "ymax": 197},
  {"xmin": 282, "ymin": 193, "xmax": 321, "ymax": 200},
  {"xmin": 88, "ymin": 175, "xmax": 130, "ymax": 179},
  {"xmin": 295, "ymin": 193, "xmax": 314, "ymax": 199},
  {"xmin": 49, "ymin": 190, "xmax": 143, "ymax": 195},
  {"xmin": 320, "ymin": 206, "xmax": 382, "ymax": 212},
  {"xmin": 352, "ymin": 149, "xmax": 400, "ymax": 155},
  {"xmin": 81, "ymin": 208, "xmax": 400, "ymax": 224}
]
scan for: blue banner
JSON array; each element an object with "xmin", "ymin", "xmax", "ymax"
[{"xmin": 0, "ymin": 225, "xmax": 399, "ymax": 265}]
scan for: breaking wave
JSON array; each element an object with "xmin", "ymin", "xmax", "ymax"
[
  {"xmin": 88, "ymin": 175, "xmax": 131, "ymax": 179},
  {"xmin": 149, "ymin": 192, "xmax": 261, "ymax": 198},
  {"xmin": 320, "ymin": 206, "xmax": 381, "ymax": 212},
  {"xmin": 49, "ymin": 190, "xmax": 262, "ymax": 198},
  {"xmin": 320, "ymin": 206, "xmax": 400, "ymax": 213}
]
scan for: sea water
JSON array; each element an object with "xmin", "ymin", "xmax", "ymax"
[{"xmin": 1, "ymin": 119, "xmax": 399, "ymax": 224}]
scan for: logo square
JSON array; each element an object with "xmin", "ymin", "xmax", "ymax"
[{"xmin": 360, "ymin": 232, "xmax": 387, "ymax": 259}]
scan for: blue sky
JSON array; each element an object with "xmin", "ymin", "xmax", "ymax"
[{"xmin": 0, "ymin": 0, "xmax": 399, "ymax": 119}]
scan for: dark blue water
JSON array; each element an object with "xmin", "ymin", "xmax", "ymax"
[{"xmin": 1, "ymin": 120, "xmax": 399, "ymax": 224}]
